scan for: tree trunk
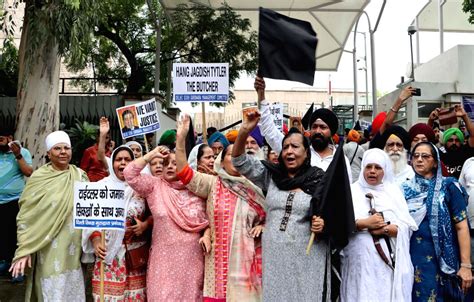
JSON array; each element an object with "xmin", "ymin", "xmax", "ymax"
[{"xmin": 15, "ymin": 5, "xmax": 61, "ymax": 169}]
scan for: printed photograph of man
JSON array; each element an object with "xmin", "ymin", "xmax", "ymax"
[{"xmin": 120, "ymin": 107, "xmax": 138, "ymax": 133}]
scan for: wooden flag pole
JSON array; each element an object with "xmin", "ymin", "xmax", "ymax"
[
  {"xmin": 306, "ymin": 233, "xmax": 316, "ymax": 255},
  {"xmin": 143, "ymin": 134, "xmax": 150, "ymax": 153},
  {"xmin": 100, "ymin": 230, "xmax": 105, "ymax": 302},
  {"xmin": 201, "ymin": 102, "xmax": 207, "ymax": 144}
]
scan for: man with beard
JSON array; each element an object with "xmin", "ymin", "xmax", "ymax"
[
  {"xmin": 254, "ymin": 77, "xmax": 352, "ymax": 181},
  {"xmin": 0, "ymin": 128, "xmax": 32, "ymax": 281},
  {"xmin": 440, "ymin": 127, "xmax": 474, "ymax": 179},
  {"xmin": 381, "ymin": 125, "xmax": 414, "ymax": 185},
  {"xmin": 429, "ymin": 105, "xmax": 474, "ymax": 179},
  {"xmin": 245, "ymin": 126, "xmax": 265, "ymax": 159}
]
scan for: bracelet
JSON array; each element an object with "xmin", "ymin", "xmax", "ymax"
[
  {"xmin": 461, "ymin": 263, "xmax": 472, "ymax": 269},
  {"xmin": 390, "ymin": 107, "xmax": 398, "ymax": 113},
  {"xmin": 384, "ymin": 227, "xmax": 389, "ymax": 234}
]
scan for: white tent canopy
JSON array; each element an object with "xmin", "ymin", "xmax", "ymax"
[
  {"xmin": 414, "ymin": 0, "xmax": 474, "ymax": 32},
  {"xmin": 159, "ymin": 0, "xmax": 370, "ymax": 71}
]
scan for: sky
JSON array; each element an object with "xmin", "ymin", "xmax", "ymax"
[{"xmin": 177, "ymin": 0, "xmax": 474, "ymax": 113}]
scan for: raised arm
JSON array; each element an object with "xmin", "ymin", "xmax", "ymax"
[
  {"xmin": 176, "ymin": 114, "xmax": 216, "ymax": 198},
  {"xmin": 233, "ymin": 109, "xmax": 260, "ymax": 158},
  {"xmin": 176, "ymin": 114, "xmax": 191, "ymax": 173},
  {"xmin": 124, "ymin": 146, "xmax": 169, "ymax": 196},
  {"xmin": 455, "ymin": 105, "xmax": 474, "ymax": 148},
  {"xmin": 380, "ymin": 86, "xmax": 415, "ymax": 134},
  {"xmin": 97, "ymin": 117, "xmax": 110, "ymax": 173},
  {"xmin": 232, "ymin": 109, "xmax": 270, "ymax": 189},
  {"xmin": 255, "ymin": 77, "xmax": 284, "ymax": 153}
]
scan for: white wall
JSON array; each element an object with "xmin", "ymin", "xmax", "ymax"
[{"xmin": 415, "ymin": 45, "xmax": 474, "ymax": 92}]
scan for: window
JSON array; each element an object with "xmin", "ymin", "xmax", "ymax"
[{"xmin": 418, "ymin": 102, "xmax": 441, "ymax": 118}]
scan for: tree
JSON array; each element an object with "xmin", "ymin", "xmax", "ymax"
[
  {"xmin": 164, "ymin": 3, "xmax": 258, "ymax": 99},
  {"xmin": 68, "ymin": 2, "xmax": 258, "ymax": 105},
  {"xmin": 463, "ymin": 0, "xmax": 474, "ymax": 24},
  {"xmin": 3, "ymin": 0, "xmax": 104, "ymax": 168},
  {"xmin": 0, "ymin": 39, "xmax": 18, "ymax": 96}
]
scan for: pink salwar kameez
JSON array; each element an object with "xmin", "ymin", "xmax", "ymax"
[{"xmin": 124, "ymin": 161, "xmax": 208, "ymax": 301}]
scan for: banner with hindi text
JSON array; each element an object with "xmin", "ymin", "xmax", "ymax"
[{"xmin": 73, "ymin": 182, "xmax": 127, "ymax": 230}]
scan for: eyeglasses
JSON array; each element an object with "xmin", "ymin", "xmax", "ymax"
[
  {"xmin": 386, "ymin": 142, "xmax": 403, "ymax": 148},
  {"xmin": 412, "ymin": 153, "xmax": 433, "ymax": 160}
]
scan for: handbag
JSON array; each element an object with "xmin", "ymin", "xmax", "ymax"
[
  {"xmin": 442, "ymin": 274, "xmax": 464, "ymax": 302},
  {"xmin": 124, "ymin": 242, "xmax": 149, "ymax": 271}
]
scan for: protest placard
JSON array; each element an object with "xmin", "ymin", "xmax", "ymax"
[
  {"xmin": 463, "ymin": 96, "xmax": 474, "ymax": 121},
  {"xmin": 172, "ymin": 63, "xmax": 229, "ymax": 102},
  {"xmin": 73, "ymin": 182, "xmax": 127, "ymax": 230},
  {"xmin": 269, "ymin": 103, "xmax": 284, "ymax": 131},
  {"xmin": 116, "ymin": 98, "xmax": 160, "ymax": 139}
]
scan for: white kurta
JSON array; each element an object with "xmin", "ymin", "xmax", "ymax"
[
  {"xmin": 259, "ymin": 99, "xmax": 353, "ymax": 182},
  {"xmin": 340, "ymin": 149, "xmax": 417, "ymax": 302}
]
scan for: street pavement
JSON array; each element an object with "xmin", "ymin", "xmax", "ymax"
[{"xmin": 0, "ymin": 275, "xmax": 25, "ymax": 302}]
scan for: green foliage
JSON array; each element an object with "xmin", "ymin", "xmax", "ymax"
[
  {"xmin": 8, "ymin": 0, "xmax": 105, "ymax": 71},
  {"xmin": 0, "ymin": 39, "xmax": 19, "ymax": 96},
  {"xmin": 165, "ymin": 3, "xmax": 258, "ymax": 92},
  {"xmin": 66, "ymin": 119, "xmax": 99, "ymax": 165},
  {"xmin": 463, "ymin": 0, "xmax": 474, "ymax": 24},
  {"xmin": 65, "ymin": 2, "xmax": 258, "ymax": 106}
]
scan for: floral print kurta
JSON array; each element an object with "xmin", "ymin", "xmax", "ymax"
[{"xmin": 90, "ymin": 196, "xmax": 148, "ymax": 302}]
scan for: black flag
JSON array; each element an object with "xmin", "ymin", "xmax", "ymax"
[
  {"xmin": 310, "ymin": 140, "xmax": 355, "ymax": 250},
  {"xmin": 259, "ymin": 7, "xmax": 318, "ymax": 86},
  {"xmin": 301, "ymin": 103, "xmax": 314, "ymax": 130}
]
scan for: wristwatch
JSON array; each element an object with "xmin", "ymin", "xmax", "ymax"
[{"xmin": 15, "ymin": 154, "xmax": 23, "ymax": 160}]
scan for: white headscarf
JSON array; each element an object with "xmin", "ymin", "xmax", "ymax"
[
  {"xmin": 45, "ymin": 130, "xmax": 71, "ymax": 151},
  {"xmin": 350, "ymin": 148, "xmax": 417, "ymax": 301},
  {"xmin": 125, "ymin": 141, "xmax": 143, "ymax": 154},
  {"xmin": 188, "ymin": 144, "xmax": 203, "ymax": 170},
  {"xmin": 82, "ymin": 146, "xmax": 139, "ymax": 265},
  {"xmin": 353, "ymin": 148, "xmax": 416, "ymax": 229}
]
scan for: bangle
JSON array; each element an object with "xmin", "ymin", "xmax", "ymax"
[
  {"xmin": 390, "ymin": 107, "xmax": 398, "ymax": 113},
  {"xmin": 15, "ymin": 154, "xmax": 23, "ymax": 160},
  {"xmin": 461, "ymin": 263, "xmax": 472, "ymax": 269}
]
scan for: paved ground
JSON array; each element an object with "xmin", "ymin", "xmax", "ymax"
[
  {"xmin": 0, "ymin": 265, "xmax": 93, "ymax": 302},
  {"xmin": 0, "ymin": 275, "xmax": 25, "ymax": 302}
]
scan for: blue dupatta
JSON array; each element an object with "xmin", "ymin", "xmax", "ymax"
[{"xmin": 403, "ymin": 144, "xmax": 465, "ymax": 275}]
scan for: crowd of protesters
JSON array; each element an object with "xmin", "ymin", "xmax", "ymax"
[{"xmin": 1, "ymin": 77, "xmax": 474, "ymax": 301}]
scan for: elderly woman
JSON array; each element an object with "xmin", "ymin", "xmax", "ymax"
[
  {"xmin": 82, "ymin": 145, "xmax": 149, "ymax": 301},
  {"xmin": 124, "ymin": 145, "xmax": 208, "ymax": 301},
  {"xmin": 402, "ymin": 142, "xmax": 472, "ymax": 301},
  {"xmin": 175, "ymin": 115, "xmax": 265, "ymax": 301},
  {"xmin": 341, "ymin": 148, "xmax": 417, "ymax": 301},
  {"xmin": 187, "ymin": 143, "xmax": 215, "ymax": 173},
  {"xmin": 125, "ymin": 141, "xmax": 143, "ymax": 158},
  {"xmin": 9, "ymin": 131, "xmax": 88, "ymax": 301},
  {"xmin": 232, "ymin": 112, "xmax": 329, "ymax": 301}
]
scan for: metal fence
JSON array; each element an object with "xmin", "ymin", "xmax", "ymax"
[{"xmin": 1, "ymin": 95, "xmax": 125, "ymax": 144}]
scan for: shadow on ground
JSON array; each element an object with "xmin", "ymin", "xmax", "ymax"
[{"xmin": 0, "ymin": 275, "xmax": 25, "ymax": 302}]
